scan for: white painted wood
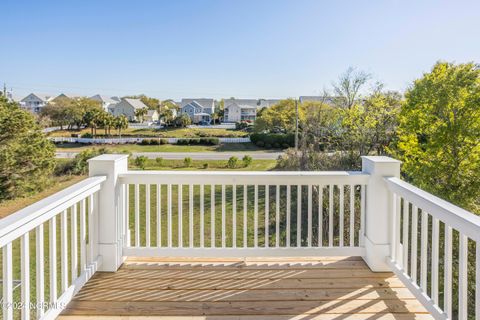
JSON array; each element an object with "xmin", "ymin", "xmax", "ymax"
[
  {"xmin": 395, "ymin": 193, "xmax": 402, "ymax": 264},
  {"xmin": 243, "ymin": 185, "xmax": 247, "ymax": 248},
  {"xmin": 349, "ymin": 185, "xmax": 354, "ymax": 247},
  {"xmin": 71, "ymin": 204, "xmax": 78, "ymax": 280},
  {"xmin": 254, "ymin": 184, "xmax": 258, "ymax": 247},
  {"xmin": 200, "ymin": 184, "xmax": 204, "ymax": 248},
  {"xmin": 124, "ymin": 246, "xmax": 366, "ymax": 258},
  {"xmin": 79, "ymin": 199, "xmax": 87, "ymax": 273},
  {"xmin": 189, "ymin": 184, "xmax": 194, "ymax": 248},
  {"xmin": 233, "ymin": 184, "xmax": 237, "ymax": 248},
  {"xmin": 3, "ymin": 242, "xmax": 13, "ymax": 320},
  {"xmin": 178, "ymin": 184, "xmax": 183, "ymax": 247},
  {"xmin": 0, "ymin": 176, "xmax": 105, "ymax": 248},
  {"xmin": 359, "ymin": 185, "xmax": 365, "ymax": 246},
  {"xmin": 36, "ymin": 224, "xmax": 45, "ymax": 318},
  {"xmin": 431, "ymin": 217, "xmax": 439, "ymax": 304},
  {"xmin": 420, "ymin": 210, "xmax": 428, "ymax": 292},
  {"xmin": 297, "ymin": 185, "xmax": 302, "ymax": 247},
  {"xmin": 21, "ymin": 233, "xmax": 30, "ymax": 320},
  {"xmin": 120, "ymin": 171, "xmax": 370, "ymax": 186},
  {"xmin": 156, "ymin": 184, "xmax": 161, "ymax": 247},
  {"xmin": 387, "ymin": 258, "xmax": 447, "ymax": 320},
  {"xmin": 402, "ymin": 200, "xmax": 409, "ymax": 272},
  {"xmin": 328, "ymin": 185, "xmax": 333, "ymax": 247},
  {"xmin": 458, "ymin": 233, "xmax": 468, "ymax": 320},
  {"xmin": 444, "ymin": 225, "xmax": 452, "ymax": 319},
  {"xmin": 134, "ymin": 184, "xmax": 139, "ymax": 246},
  {"xmin": 386, "ymin": 177, "xmax": 480, "ymax": 242},
  {"xmin": 125, "ymin": 184, "xmax": 130, "ymax": 246},
  {"xmin": 476, "ymin": 242, "xmax": 480, "ymax": 320},
  {"xmin": 391, "ymin": 193, "xmax": 398, "ymax": 261},
  {"xmin": 61, "ymin": 210, "xmax": 68, "ymax": 291},
  {"xmin": 307, "ymin": 184, "xmax": 312, "ymax": 247},
  {"xmin": 265, "ymin": 184, "xmax": 269, "ymax": 248},
  {"xmin": 410, "ymin": 205, "xmax": 418, "ymax": 283},
  {"xmin": 319, "ymin": 185, "xmax": 323, "ymax": 247},
  {"xmin": 339, "ymin": 185, "xmax": 344, "ymax": 247},
  {"xmin": 87, "ymin": 195, "xmax": 94, "ymax": 263},
  {"xmin": 286, "ymin": 185, "xmax": 291, "ymax": 247},
  {"xmin": 275, "ymin": 185, "xmax": 280, "ymax": 247},
  {"xmin": 146, "ymin": 184, "xmax": 151, "ymax": 247},
  {"xmin": 222, "ymin": 184, "xmax": 226, "ymax": 247},
  {"xmin": 167, "ymin": 184, "xmax": 172, "ymax": 247},
  {"xmin": 49, "ymin": 216, "xmax": 57, "ymax": 302},
  {"xmin": 211, "ymin": 185, "xmax": 215, "ymax": 248}
]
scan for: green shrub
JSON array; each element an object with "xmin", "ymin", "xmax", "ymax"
[
  {"xmin": 242, "ymin": 155, "xmax": 253, "ymax": 167},
  {"xmin": 184, "ymin": 157, "xmax": 192, "ymax": 167},
  {"xmin": 250, "ymin": 133, "xmax": 294, "ymax": 148},
  {"xmin": 155, "ymin": 157, "xmax": 164, "ymax": 166},
  {"xmin": 139, "ymin": 139, "xmax": 149, "ymax": 145},
  {"xmin": 134, "ymin": 156, "xmax": 148, "ymax": 169},
  {"xmin": 265, "ymin": 143, "xmax": 272, "ymax": 149},
  {"xmin": 227, "ymin": 156, "xmax": 238, "ymax": 169},
  {"xmin": 81, "ymin": 133, "xmax": 93, "ymax": 138},
  {"xmin": 70, "ymin": 148, "xmax": 109, "ymax": 175},
  {"xmin": 256, "ymin": 141, "xmax": 264, "ymax": 147},
  {"xmin": 159, "ymin": 138, "xmax": 167, "ymax": 145},
  {"xmin": 202, "ymin": 163, "xmax": 209, "ymax": 169}
]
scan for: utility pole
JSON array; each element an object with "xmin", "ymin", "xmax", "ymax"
[{"xmin": 295, "ymin": 98, "xmax": 299, "ymax": 152}]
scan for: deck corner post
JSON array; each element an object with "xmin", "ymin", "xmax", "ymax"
[
  {"xmin": 89, "ymin": 154, "xmax": 129, "ymax": 272},
  {"xmin": 361, "ymin": 156, "xmax": 401, "ymax": 272}
]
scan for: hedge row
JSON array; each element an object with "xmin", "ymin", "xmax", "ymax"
[
  {"xmin": 176, "ymin": 138, "xmax": 220, "ymax": 146},
  {"xmin": 139, "ymin": 139, "xmax": 168, "ymax": 145},
  {"xmin": 250, "ymin": 133, "xmax": 295, "ymax": 149}
]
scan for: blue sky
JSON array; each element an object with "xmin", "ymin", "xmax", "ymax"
[{"xmin": 1, "ymin": 0, "xmax": 479, "ymax": 100}]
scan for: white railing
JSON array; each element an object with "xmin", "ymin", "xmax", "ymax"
[
  {"xmin": 119, "ymin": 171, "xmax": 368, "ymax": 257},
  {"xmin": 50, "ymin": 137, "xmax": 251, "ymax": 144},
  {"xmin": 0, "ymin": 176, "xmax": 105, "ymax": 320},
  {"xmin": 386, "ymin": 177, "xmax": 480, "ymax": 320}
]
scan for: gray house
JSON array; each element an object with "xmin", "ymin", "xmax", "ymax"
[
  {"xmin": 111, "ymin": 98, "xmax": 148, "ymax": 121},
  {"xmin": 180, "ymin": 98, "xmax": 215, "ymax": 124}
]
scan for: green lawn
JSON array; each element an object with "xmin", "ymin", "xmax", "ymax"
[
  {"xmin": 55, "ymin": 142, "xmax": 272, "ymax": 153},
  {"xmin": 131, "ymin": 159, "xmax": 277, "ymax": 171},
  {"xmin": 49, "ymin": 127, "xmax": 248, "ymax": 138}
]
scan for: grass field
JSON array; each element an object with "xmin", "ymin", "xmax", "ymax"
[
  {"xmin": 130, "ymin": 159, "xmax": 277, "ymax": 171},
  {"xmin": 55, "ymin": 142, "xmax": 268, "ymax": 153},
  {"xmin": 49, "ymin": 127, "xmax": 248, "ymax": 138}
]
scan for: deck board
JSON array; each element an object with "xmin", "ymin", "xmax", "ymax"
[{"xmin": 59, "ymin": 257, "xmax": 433, "ymax": 319}]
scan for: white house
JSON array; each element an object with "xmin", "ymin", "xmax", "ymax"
[
  {"xmin": 223, "ymin": 99, "xmax": 258, "ymax": 122},
  {"xmin": 180, "ymin": 98, "xmax": 215, "ymax": 124},
  {"xmin": 145, "ymin": 110, "xmax": 159, "ymax": 123},
  {"xmin": 111, "ymin": 98, "xmax": 148, "ymax": 121},
  {"xmin": 90, "ymin": 94, "xmax": 119, "ymax": 112},
  {"xmin": 20, "ymin": 93, "xmax": 54, "ymax": 113},
  {"xmin": 257, "ymin": 99, "xmax": 281, "ymax": 109}
]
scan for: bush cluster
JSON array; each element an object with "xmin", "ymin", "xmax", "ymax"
[
  {"xmin": 138, "ymin": 138, "xmax": 167, "ymax": 145},
  {"xmin": 227, "ymin": 156, "xmax": 238, "ymax": 169},
  {"xmin": 81, "ymin": 133, "xmax": 93, "ymax": 138},
  {"xmin": 250, "ymin": 133, "xmax": 294, "ymax": 149},
  {"xmin": 176, "ymin": 138, "xmax": 219, "ymax": 146}
]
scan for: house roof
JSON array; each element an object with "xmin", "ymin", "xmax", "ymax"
[
  {"xmin": 224, "ymin": 99, "xmax": 259, "ymax": 109},
  {"xmin": 123, "ymin": 98, "xmax": 148, "ymax": 110},
  {"xmin": 180, "ymin": 98, "xmax": 214, "ymax": 109},
  {"xmin": 146, "ymin": 110, "xmax": 158, "ymax": 116},
  {"xmin": 21, "ymin": 93, "xmax": 54, "ymax": 102},
  {"xmin": 90, "ymin": 94, "xmax": 118, "ymax": 104}
]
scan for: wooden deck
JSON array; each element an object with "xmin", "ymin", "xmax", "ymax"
[{"xmin": 59, "ymin": 257, "xmax": 433, "ymax": 319}]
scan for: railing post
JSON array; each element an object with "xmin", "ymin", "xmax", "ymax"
[
  {"xmin": 88, "ymin": 154, "xmax": 129, "ymax": 272},
  {"xmin": 361, "ymin": 156, "xmax": 401, "ymax": 272}
]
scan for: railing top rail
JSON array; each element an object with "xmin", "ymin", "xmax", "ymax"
[
  {"xmin": 385, "ymin": 176, "xmax": 480, "ymax": 241},
  {"xmin": 119, "ymin": 170, "xmax": 369, "ymax": 185},
  {"xmin": 0, "ymin": 176, "xmax": 106, "ymax": 244}
]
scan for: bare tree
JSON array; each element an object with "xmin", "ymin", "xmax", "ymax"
[{"xmin": 333, "ymin": 67, "xmax": 371, "ymax": 109}]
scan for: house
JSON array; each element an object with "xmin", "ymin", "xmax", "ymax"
[
  {"xmin": 145, "ymin": 110, "xmax": 159, "ymax": 123},
  {"xmin": 223, "ymin": 99, "xmax": 259, "ymax": 122},
  {"xmin": 180, "ymin": 98, "xmax": 215, "ymax": 124},
  {"xmin": 111, "ymin": 98, "xmax": 148, "ymax": 121},
  {"xmin": 20, "ymin": 93, "xmax": 54, "ymax": 113},
  {"xmin": 258, "ymin": 98, "xmax": 281, "ymax": 109},
  {"xmin": 90, "ymin": 94, "xmax": 119, "ymax": 112}
]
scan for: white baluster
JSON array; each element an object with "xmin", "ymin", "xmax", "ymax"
[
  {"xmin": 49, "ymin": 216, "xmax": 57, "ymax": 302},
  {"xmin": 21, "ymin": 233, "xmax": 30, "ymax": 320},
  {"xmin": 3, "ymin": 242, "xmax": 13, "ymax": 320},
  {"xmin": 146, "ymin": 184, "xmax": 151, "ymax": 247}
]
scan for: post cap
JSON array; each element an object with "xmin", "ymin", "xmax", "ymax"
[{"xmin": 87, "ymin": 154, "xmax": 129, "ymax": 162}]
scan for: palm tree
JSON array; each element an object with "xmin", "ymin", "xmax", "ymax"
[
  {"xmin": 135, "ymin": 107, "xmax": 148, "ymax": 123},
  {"xmin": 114, "ymin": 115, "xmax": 129, "ymax": 138}
]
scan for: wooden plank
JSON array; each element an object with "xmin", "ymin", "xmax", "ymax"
[
  {"xmin": 92, "ymin": 268, "xmax": 393, "ymax": 280},
  {"xmin": 59, "ymin": 314, "xmax": 434, "ymax": 320},
  {"xmin": 80, "ymin": 276, "xmax": 405, "ymax": 290},
  {"xmin": 62, "ymin": 299, "xmax": 429, "ymax": 316},
  {"xmin": 73, "ymin": 287, "xmax": 416, "ymax": 302}
]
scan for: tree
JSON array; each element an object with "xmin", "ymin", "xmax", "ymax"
[
  {"xmin": 0, "ymin": 97, "xmax": 56, "ymax": 200},
  {"xmin": 160, "ymin": 108, "xmax": 175, "ymax": 127},
  {"xmin": 40, "ymin": 96, "xmax": 73, "ymax": 129},
  {"xmin": 333, "ymin": 67, "xmax": 371, "ymax": 109},
  {"xmin": 174, "ymin": 114, "xmax": 192, "ymax": 127},
  {"xmin": 82, "ymin": 108, "xmax": 103, "ymax": 137},
  {"xmin": 392, "ymin": 62, "xmax": 480, "ymax": 212},
  {"xmin": 114, "ymin": 115, "xmax": 129, "ymax": 137},
  {"xmin": 254, "ymin": 99, "xmax": 305, "ymax": 133},
  {"xmin": 135, "ymin": 107, "xmax": 148, "ymax": 123}
]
